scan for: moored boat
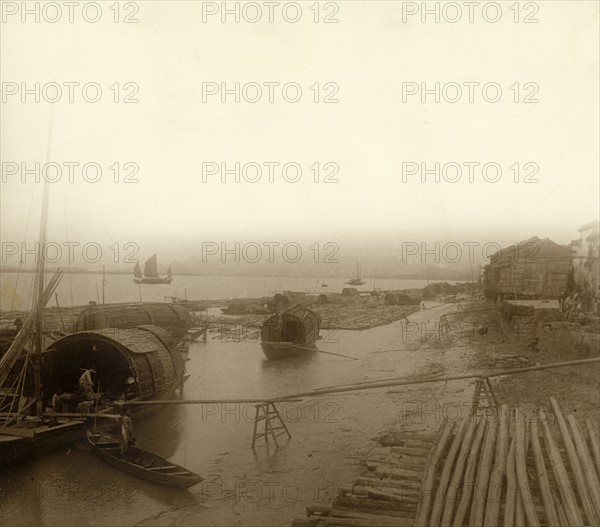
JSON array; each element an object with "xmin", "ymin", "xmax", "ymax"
[
  {"xmin": 87, "ymin": 430, "xmax": 203, "ymax": 489},
  {"xmin": 260, "ymin": 305, "xmax": 321, "ymax": 360}
]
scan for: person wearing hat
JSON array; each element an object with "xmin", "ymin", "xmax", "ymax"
[{"xmin": 79, "ymin": 367, "xmax": 96, "ymax": 399}]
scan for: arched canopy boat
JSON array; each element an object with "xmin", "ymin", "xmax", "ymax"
[
  {"xmin": 260, "ymin": 306, "xmax": 321, "ymax": 360},
  {"xmin": 75, "ymin": 303, "xmax": 191, "ymax": 345},
  {"xmin": 43, "ymin": 326, "xmax": 185, "ymax": 404}
]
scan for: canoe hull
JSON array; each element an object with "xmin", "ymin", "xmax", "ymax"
[
  {"xmin": 87, "ymin": 432, "xmax": 203, "ymax": 489},
  {"xmin": 261, "ymin": 342, "xmax": 314, "ymax": 360}
]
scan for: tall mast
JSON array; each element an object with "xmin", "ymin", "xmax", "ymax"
[{"xmin": 33, "ymin": 108, "xmax": 53, "ymax": 418}]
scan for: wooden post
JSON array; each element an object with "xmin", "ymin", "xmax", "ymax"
[
  {"xmin": 453, "ymin": 418, "xmax": 486, "ymax": 527},
  {"xmin": 586, "ymin": 419, "xmax": 600, "ymax": 475},
  {"xmin": 550, "ymin": 398, "xmax": 598, "ymax": 526},
  {"xmin": 539, "ymin": 408, "xmax": 584, "ymax": 526},
  {"xmin": 568, "ymin": 414, "xmax": 600, "ymax": 520},
  {"xmin": 483, "ymin": 404, "xmax": 508, "ymax": 526},
  {"xmin": 514, "ymin": 408, "xmax": 539, "ymax": 526},
  {"xmin": 430, "ymin": 418, "xmax": 468, "ymax": 526},
  {"xmin": 530, "ymin": 417, "xmax": 560, "ymax": 527},
  {"xmin": 440, "ymin": 418, "xmax": 477, "ymax": 527},
  {"xmin": 504, "ymin": 436, "xmax": 516, "ymax": 527},
  {"xmin": 470, "ymin": 416, "xmax": 497, "ymax": 526},
  {"xmin": 415, "ymin": 419, "xmax": 453, "ymax": 527}
]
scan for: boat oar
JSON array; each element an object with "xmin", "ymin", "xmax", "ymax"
[{"xmin": 290, "ymin": 344, "xmax": 358, "ymax": 361}]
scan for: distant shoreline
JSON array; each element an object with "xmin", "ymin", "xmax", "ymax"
[{"xmin": 0, "ymin": 269, "xmax": 474, "ymax": 282}]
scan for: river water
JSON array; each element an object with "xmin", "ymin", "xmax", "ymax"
[
  {"xmin": 0, "ymin": 272, "xmax": 433, "ymax": 312},
  {"xmin": 0, "ymin": 290, "xmax": 476, "ymax": 527}
]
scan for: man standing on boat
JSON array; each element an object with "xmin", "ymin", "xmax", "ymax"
[
  {"xmin": 79, "ymin": 367, "xmax": 95, "ymax": 399},
  {"xmin": 121, "ymin": 409, "xmax": 134, "ymax": 458}
]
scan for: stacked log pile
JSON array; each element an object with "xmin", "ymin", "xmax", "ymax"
[
  {"xmin": 314, "ymin": 303, "xmax": 419, "ymax": 330},
  {"xmin": 291, "ymin": 398, "xmax": 600, "ymax": 526},
  {"xmin": 290, "ymin": 430, "xmax": 439, "ymax": 527}
]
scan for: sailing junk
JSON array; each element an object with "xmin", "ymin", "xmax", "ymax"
[
  {"xmin": 346, "ymin": 262, "xmax": 365, "ymax": 286},
  {"xmin": 260, "ymin": 305, "xmax": 321, "ymax": 360},
  {"xmin": 134, "ymin": 254, "xmax": 173, "ymax": 284}
]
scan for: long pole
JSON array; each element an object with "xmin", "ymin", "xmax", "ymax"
[
  {"xmin": 33, "ymin": 107, "xmax": 54, "ymax": 418},
  {"xmin": 102, "ymin": 265, "xmax": 106, "ymax": 305},
  {"xmin": 120, "ymin": 357, "xmax": 600, "ymax": 406}
]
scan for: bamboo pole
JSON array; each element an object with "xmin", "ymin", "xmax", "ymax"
[
  {"xmin": 484, "ymin": 404, "xmax": 509, "ymax": 526},
  {"xmin": 453, "ymin": 418, "xmax": 487, "ymax": 527},
  {"xmin": 304, "ymin": 358, "xmax": 600, "ymax": 402},
  {"xmin": 567, "ymin": 414, "xmax": 600, "ymax": 520},
  {"xmin": 550, "ymin": 484, "xmax": 570, "ymax": 527},
  {"xmin": 539, "ymin": 408, "xmax": 584, "ymax": 527},
  {"xmin": 550, "ymin": 398, "xmax": 598, "ymax": 526},
  {"xmin": 470, "ymin": 416, "xmax": 497, "ymax": 527},
  {"xmin": 515, "ymin": 408, "xmax": 540, "ymax": 526},
  {"xmin": 530, "ymin": 417, "xmax": 560, "ymax": 527},
  {"xmin": 504, "ymin": 437, "xmax": 516, "ymax": 527},
  {"xmin": 586, "ymin": 419, "xmax": 600, "ymax": 476},
  {"xmin": 415, "ymin": 419, "xmax": 453, "ymax": 527},
  {"xmin": 440, "ymin": 417, "xmax": 478, "ymax": 527},
  {"xmin": 119, "ymin": 398, "xmax": 303, "ymax": 406},
  {"xmin": 430, "ymin": 418, "xmax": 469, "ymax": 526}
]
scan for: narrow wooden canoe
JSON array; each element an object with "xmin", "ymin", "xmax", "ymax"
[{"xmin": 87, "ymin": 431, "xmax": 203, "ymax": 489}]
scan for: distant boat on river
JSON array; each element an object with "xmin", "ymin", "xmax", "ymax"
[
  {"xmin": 346, "ymin": 262, "xmax": 365, "ymax": 286},
  {"xmin": 134, "ymin": 255, "xmax": 172, "ymax": 284}
]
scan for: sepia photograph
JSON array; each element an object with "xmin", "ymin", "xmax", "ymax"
[{"xmin": 0, "ymin": 1, "xmax": 599, "ymax": 526}]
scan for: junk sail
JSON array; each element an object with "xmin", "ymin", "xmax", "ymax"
[{"xmin": 134, "ymin": 254, "xmax": 173, "ymax": 284}]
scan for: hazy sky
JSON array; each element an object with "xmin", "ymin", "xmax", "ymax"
[{"xmin": 1, "ymin": 1, "xmax": 598, "ymax": 269}]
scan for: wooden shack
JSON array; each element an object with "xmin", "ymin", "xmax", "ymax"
[{"xmin": 483, "ymin": 237, "xmax": 572, "ymax": 300}]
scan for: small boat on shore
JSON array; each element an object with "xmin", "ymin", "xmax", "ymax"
[
  {"xmin": 260, "ymin": 305, "xmax": 321, "ymax": 360},
  {"xmin": 87, "ymin": 430, "xmax": 203, "ymax": 489}
]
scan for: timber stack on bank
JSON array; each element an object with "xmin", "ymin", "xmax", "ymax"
[{"xmin": 291, "ymin": 398, "xmax": 600, "ymax": 527}]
